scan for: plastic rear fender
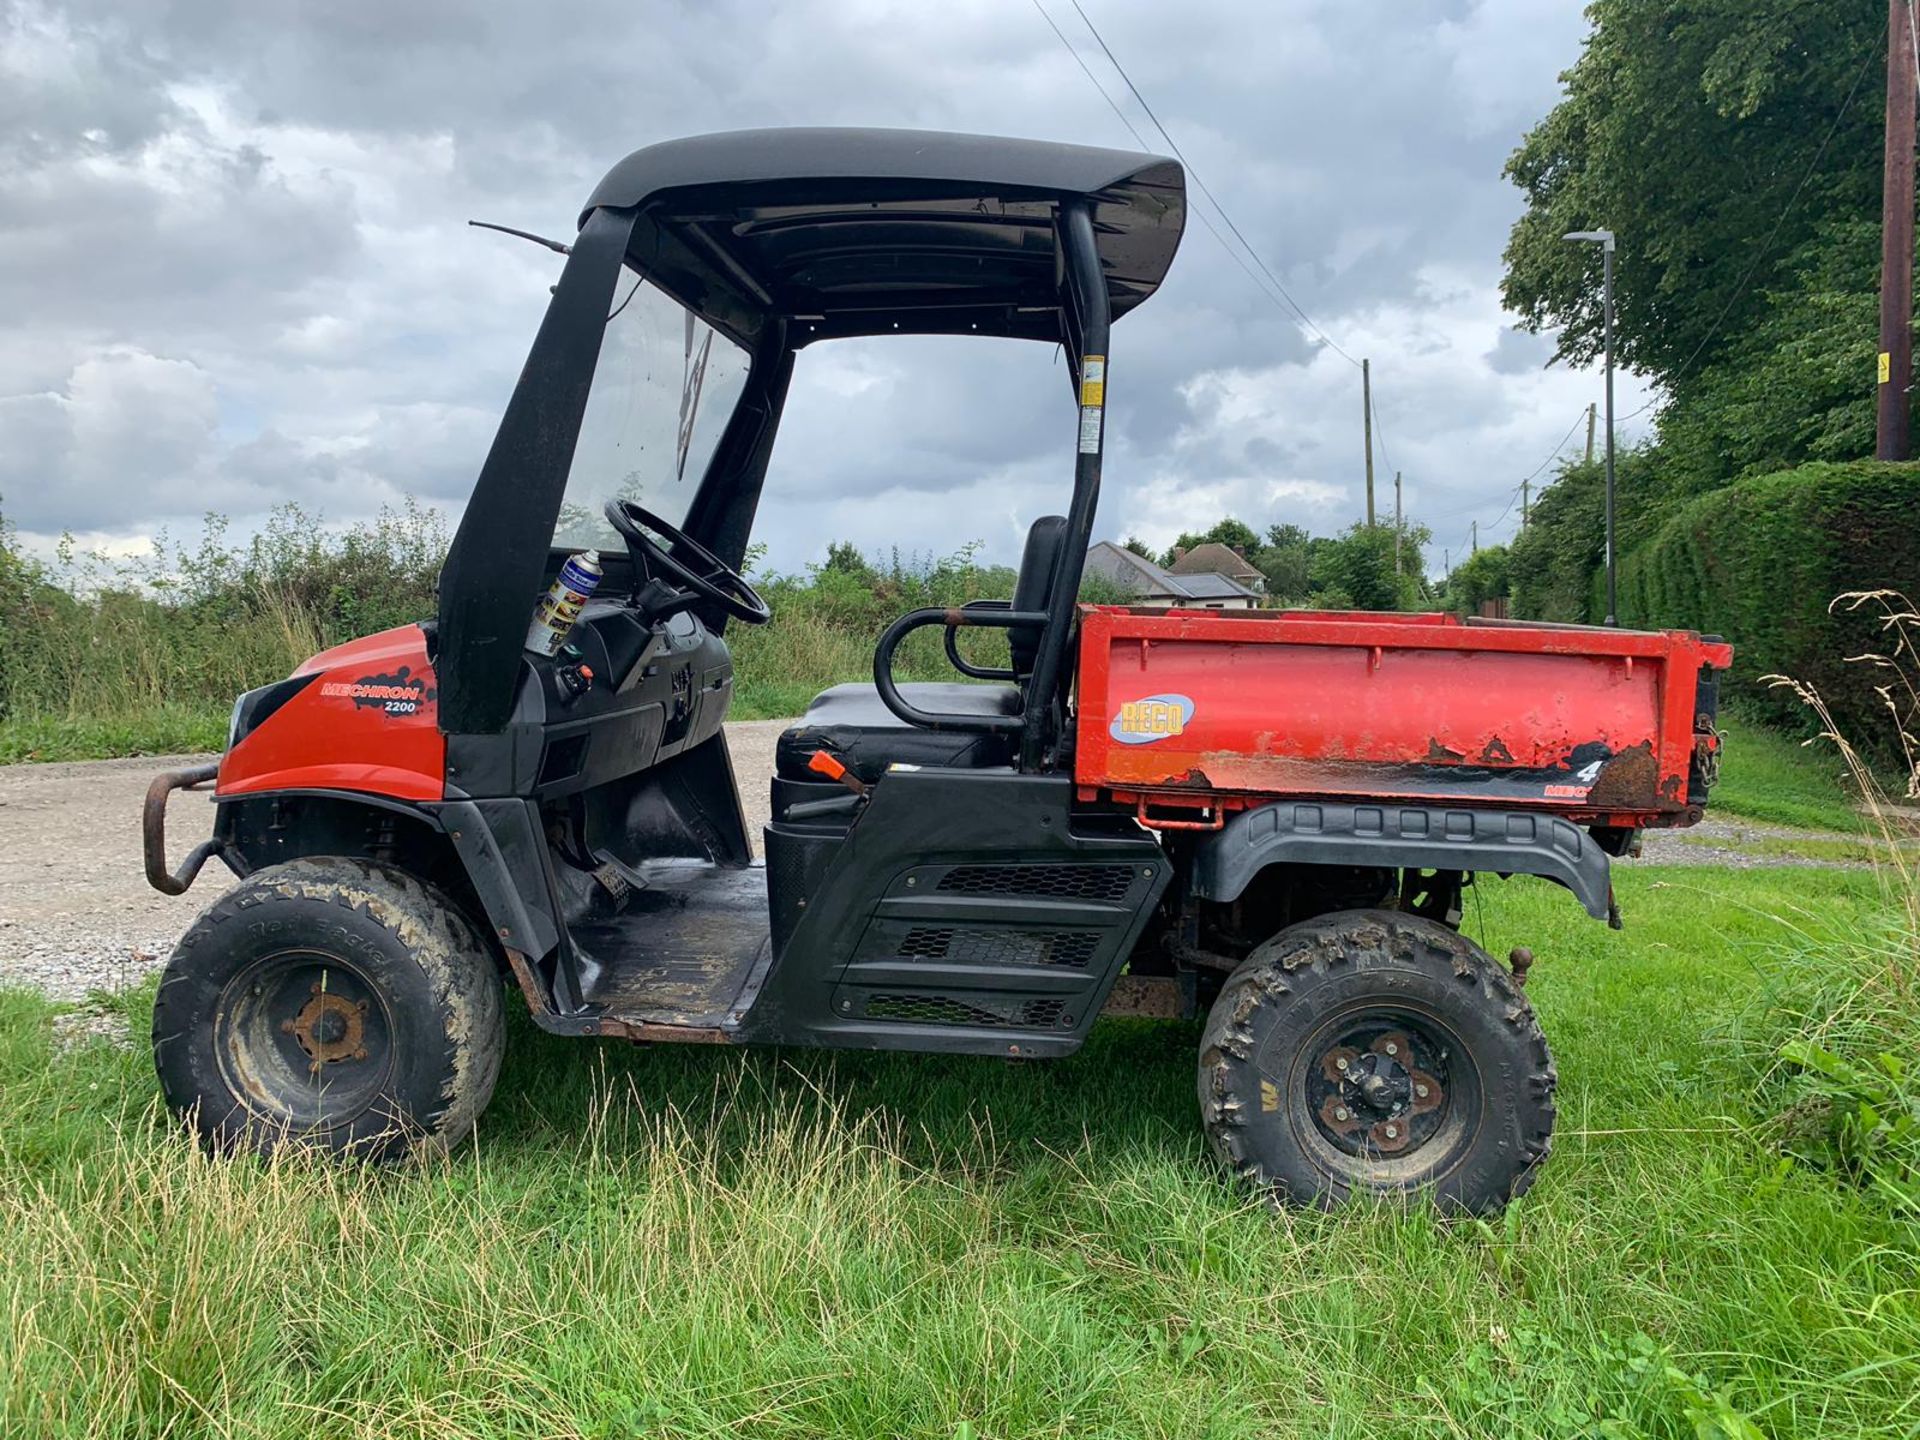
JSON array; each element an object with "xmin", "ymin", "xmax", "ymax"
[{"xmin": 1188, "ymin": 801, "xmax": 1613, "ymax": 922}]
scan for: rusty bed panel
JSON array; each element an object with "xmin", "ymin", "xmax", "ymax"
[{"xmin": 1073, "ymin": 606, "xmax": 1731, "ymax": 828}]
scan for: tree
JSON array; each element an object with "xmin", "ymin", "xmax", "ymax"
[
  {"xmin": 1310, "ymin": 522, "xmax": 1432, "ymax": 612},
  {"xmin": 1160, "ymin": 517, "xmax": 1262, "ymax": 568},
  {"xmin": 1501, "ymin": 0, "xmax": 1881, "ymax": 384},
  {"xmin": 1441, "ymin": 545, "xmax": 1513, "ymax": 616},
  {"xmin": 819, "ymin": 540, "xmax": 876, "ymax": 580},
  {"xmin": 1257, "ymin": 524, "xmax": 1313, "ymax": 601},
  {"xmin": 1120, "ymin": 535, "xmax": 1156, "ymax": 560}
]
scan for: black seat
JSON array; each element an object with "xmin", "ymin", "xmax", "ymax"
[
  {"xmin": 775, "ymin": 682, "xmax": 1021, "ymax": 782},
  {"xmin": 774, "ymin": 515, "xmax": 1068, "ymax": 783}
]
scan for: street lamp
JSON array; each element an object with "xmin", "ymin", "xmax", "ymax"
[{"xmin": 1564, "ymin": 228, "xmax": 1617, "ymax": 626}]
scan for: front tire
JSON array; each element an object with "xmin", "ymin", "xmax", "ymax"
[
  {"xmin": 1197, "ymin": 909, "xmax": 1555, "ymax": 1213},
  {"xmin": 153, "ymin": 857, "xmax": 506, "ymax": 1161}
]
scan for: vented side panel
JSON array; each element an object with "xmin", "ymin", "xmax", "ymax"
[
  {"xmin": 934, "ymin": 863, "xmax": 1135, "ymax": 901},
  {"xmin": 896, "ymin": 926, "xmax": 1099, "ymax": 969},
  {"xmin": 865, "ymin": 992, "xmax": 1070, "ymax": 1029}
]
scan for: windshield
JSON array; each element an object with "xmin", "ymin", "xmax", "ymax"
[{"xmin": 552, "ymin": 267, "xmax": 752, "ymax": 551}]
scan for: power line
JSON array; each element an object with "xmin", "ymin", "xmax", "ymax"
[
  {"xmin": 1522, "ymin": 408, "xmax": 1590, "ymax": 484},
  {"xmin": 1056, "ymin": 0, "xmax": 1364, "ymax": 368},
  {"xmin": 1026, "ymin": 0, "xmax": 1341, "ymax": 341},
  {"xmin": 1425, "ymin": 407, "xmax": 1585, "ymax": 550},
  {"xmin": 1619, "ymin": 34, "xmax": 1878, "ymax": 421}
]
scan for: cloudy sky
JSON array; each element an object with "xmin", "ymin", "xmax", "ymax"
[{"xmin": 1, "ymin": 0, "xmax": 1657, "ymax": 579}]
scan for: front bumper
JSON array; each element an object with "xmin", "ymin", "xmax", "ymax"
[{"xmin": 142, "ymin": 761, "xmax": 229, "ymax": 895}]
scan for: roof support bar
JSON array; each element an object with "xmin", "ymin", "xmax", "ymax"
[{"xmin": 1020, "ymin": 198, "xmax": 1109, "ymax": 770}]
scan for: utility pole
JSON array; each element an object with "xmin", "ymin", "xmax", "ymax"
[
  {"xmin": 1878, "ymin": 0, "xmax": 1916, "ymax": 460},
  {"xmin": 1565, "ymin": 229, "xmax": 1618, "ymax": 625},
  {"xmin": 1521, "ymin": 477, "xmax": 1531, "ymax": 531},
  {"xmin": 1393, "ymin": 470, "xmax": 1403, "ymax": 576},
  {"xmin": 1471, "ymin": 520, "xmax": 1478, "ymax": 557},
  {"xmin": 1362, "ymin": 357, "xmax": 1376, "ymax": 524},
  {"xmin": 1584, "ymin": 403, "xmax": 1596, "ymax": 466},
  {"xmin": 1443, "ymin": 548, "xmax": 1450, "ymax": 582}
]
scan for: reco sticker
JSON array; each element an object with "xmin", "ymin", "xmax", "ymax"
[{"xmin": 1110, "ymin": 693, "xmax": 1195, "ymax": 745}]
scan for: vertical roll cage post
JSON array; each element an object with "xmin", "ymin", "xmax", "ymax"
[
  {"xmin": 1021, "ymin": 199, "xmax": 1109, "ymax": 769},
  {"xmin": 437, "ymin": 205, "xmax": 640, "ymax": 735},
  {"xmin": 870, "ymin": 198, "xmax": 1112, "ymax": 768}
]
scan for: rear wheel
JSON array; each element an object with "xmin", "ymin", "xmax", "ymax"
[
  {"xmin": 153, "ymin": 857, "xmax": 505, "ymax": 1161},
  {"xmin": 1197, "ymin": 909, "xmax": 1554, "ymax": 1213}
]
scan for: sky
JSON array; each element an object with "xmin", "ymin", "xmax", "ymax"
[{"xmin": 0, "ymin": 0, "xmax": 1659, "ymax": 579}]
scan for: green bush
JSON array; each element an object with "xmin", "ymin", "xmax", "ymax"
[{"xmin": 1612, "ymin": 461, "xmax": 1920, "ymax": 738}]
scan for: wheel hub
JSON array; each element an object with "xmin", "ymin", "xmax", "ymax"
[
  {"xmin": 281, "ymin": 985, "xmax": 370, "ymax": 1074},
  {"xmin": 1313, "ymin": 1028, "xmax": 1446, "ymax": 1155}
]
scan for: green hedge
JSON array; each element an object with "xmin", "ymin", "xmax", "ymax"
[{"xmin": 1614, "ymin": 461, "xmax": 1920, "ymax": 741}]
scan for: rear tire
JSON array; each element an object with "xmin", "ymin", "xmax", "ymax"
[
  {"xmin": 153, "ymin": 857, "xmax": 505, "ymax": 1161},
  {"xmin": 1197, "ymin": 909, "xmax": 1554, "ymax": 1213}
]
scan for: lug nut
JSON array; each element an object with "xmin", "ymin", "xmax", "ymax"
[
  {"xmin": 1334, "ymin": 1107, "xmax": 1349, "ymax": 1122},
  {"xmin": 1384, "ymin": 1124, "xmax": 1398, "ymax": 1139},
  {"xmin": 1336, "ymin": 1057, "xmax": 1349, "ymax": 1072},
  {"xmin": 1383, "ymin": 1041, "xmax": 1398, "ymax": 1056},
  {"xmin": 1415, "ymin": 1083, "xmax": 1429, "ymax": 1098}
]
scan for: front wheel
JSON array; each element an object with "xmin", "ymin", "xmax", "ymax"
[
  {"xmin": 153, "ymin": 857, "xmax": 505, "ymax": 1161},
  {"xmin": 1197, "ymin": 909, "xmax": 1555, "ymax": 1213}
]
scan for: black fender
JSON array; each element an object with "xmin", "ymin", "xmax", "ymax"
[
  {"xmin": 1189, "ymin": 802, "xmax": 1612, "ymax": 922},
  {"xmin": 210, "ymin": 787, "xmax": 564, "ymax": 964},
  {"xmin": 434, "ymin": 798, "xmax": 562, "ymax": 961}
]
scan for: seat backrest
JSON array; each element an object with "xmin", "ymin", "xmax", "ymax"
[{"xmin": 1009, "ymin": 515, "xmax": 1068, "ymax": 680}]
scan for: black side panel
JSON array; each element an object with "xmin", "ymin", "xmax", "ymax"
[
  {"xmin": 438, "ymin": 798, "xmax": 563, "ymax": 960},
  {"xmin": 1191, "ymin": 802, "xmax": 1612, "ymax": 921},
  {"xmin": 582, "ymin": 730, "xmax": 753, "ymax": 869},
  {"xmin": 740, "ymin": 770, "xmax": 1169, "ymax": 1056},
  {"xmin": 437, "ymin": 206, "xmax": 637, "ymax": 734}
]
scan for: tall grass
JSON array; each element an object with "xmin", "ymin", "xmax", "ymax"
[
  {"xmin": 1747, "ymin": 592, "xmax": 1920, "ymax": 1210},
  {"xmin": 8, "ymin": 866, "xmax": 1920, "ymax": 1437},
  {"xmin": 0, "ymin": 504, "xmax": 445, "ymax": 758},
  {"xmin": 0, "ymin": 512, "xmax": 1131, "ymax": 760}
]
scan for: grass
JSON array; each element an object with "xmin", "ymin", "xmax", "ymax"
[
  {"xmin": 0, "ymin": 705, "xmax": 228, "ymax": 764},
  {"xmin": 1708, "ymin": 709, "xmax": 1869, "ymax": 832},
  {"xmin": 5, "ymin": 864, "xmax": 1918, "ymax": 1438}
]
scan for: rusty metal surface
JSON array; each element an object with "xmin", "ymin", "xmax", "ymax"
[
  {"xmin": 594, "ymin": 1016, "xmax": 736, "ymax": 1044},
  {"xmin": 282, "ymin": 985, "xmax": 370, "ymax": 1072},
  {"xmin": 1099, "ymin": 973, "xmax": 1188, "ymax": 1019},
  {"xmin": 142, "ymin": 761, "xmax": 222, "ymax": 896},
  {"xmin": 503, "ymin": 948, "xmax": 549, "ymax": 1014}
]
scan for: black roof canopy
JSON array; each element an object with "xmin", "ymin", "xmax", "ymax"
[{"xmin": 580, "ymin": 128, "xmax": 1186, "ymax": 345}]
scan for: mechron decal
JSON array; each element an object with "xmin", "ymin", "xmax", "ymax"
[
  {"xmin": 319, "ymin": 666, "xmax": 436, "ymax": 718},
  {"xmin": 1110, "ymin": 693, "xmax": 1195, "ymax": 745}
]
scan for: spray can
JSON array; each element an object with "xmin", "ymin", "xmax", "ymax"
[{"xmin": 525, "ymin": 549, "xmax": 604, "ymax": 656}]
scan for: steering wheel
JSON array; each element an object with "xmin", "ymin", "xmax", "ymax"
[{"xmin": 602, "ymin": 499, "xmax": 773, "ymax": 626}]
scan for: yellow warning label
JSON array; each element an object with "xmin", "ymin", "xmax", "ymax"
[
  {"xmin": 1260, "ymin": 1079, "xmax": 1280, "ymax": 1113},
  {"xmin": 1080, "ymin": 355, "xmax": 1106, "ymax": 408},
  {"xmin": 1881, "ymin": 351, "xmax": 1893, "ymax": 385}
]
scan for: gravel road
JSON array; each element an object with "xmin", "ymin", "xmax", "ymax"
[
  {"xmin": 0, "ymin": 721, "xmax": 786, "ymax": 1004},
  {"xmin": 0, "ymin": 719, "xmax": 1872, "ymax": 1005}
]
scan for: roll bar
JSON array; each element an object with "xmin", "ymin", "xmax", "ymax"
[
  {"xmin": 872, "ymin": 198, "xmax": 1111, "ymax": 762},
  {"xmin": 873, "ymin": 607, "xmax": 1052, "ymax": 731}
]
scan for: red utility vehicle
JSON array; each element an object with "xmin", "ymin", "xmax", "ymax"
[{"xmin": 144, "ymin": 129, "xmax": 1730, "ymax": 1212}]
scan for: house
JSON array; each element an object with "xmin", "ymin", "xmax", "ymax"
[
  {"xmin": 1168, "ymin": 541, "xmax": 1266, "ymax": 594},
  {"xmin": 1083, "ymin": 541, "xmax": 1260, "ymax": 610}
]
